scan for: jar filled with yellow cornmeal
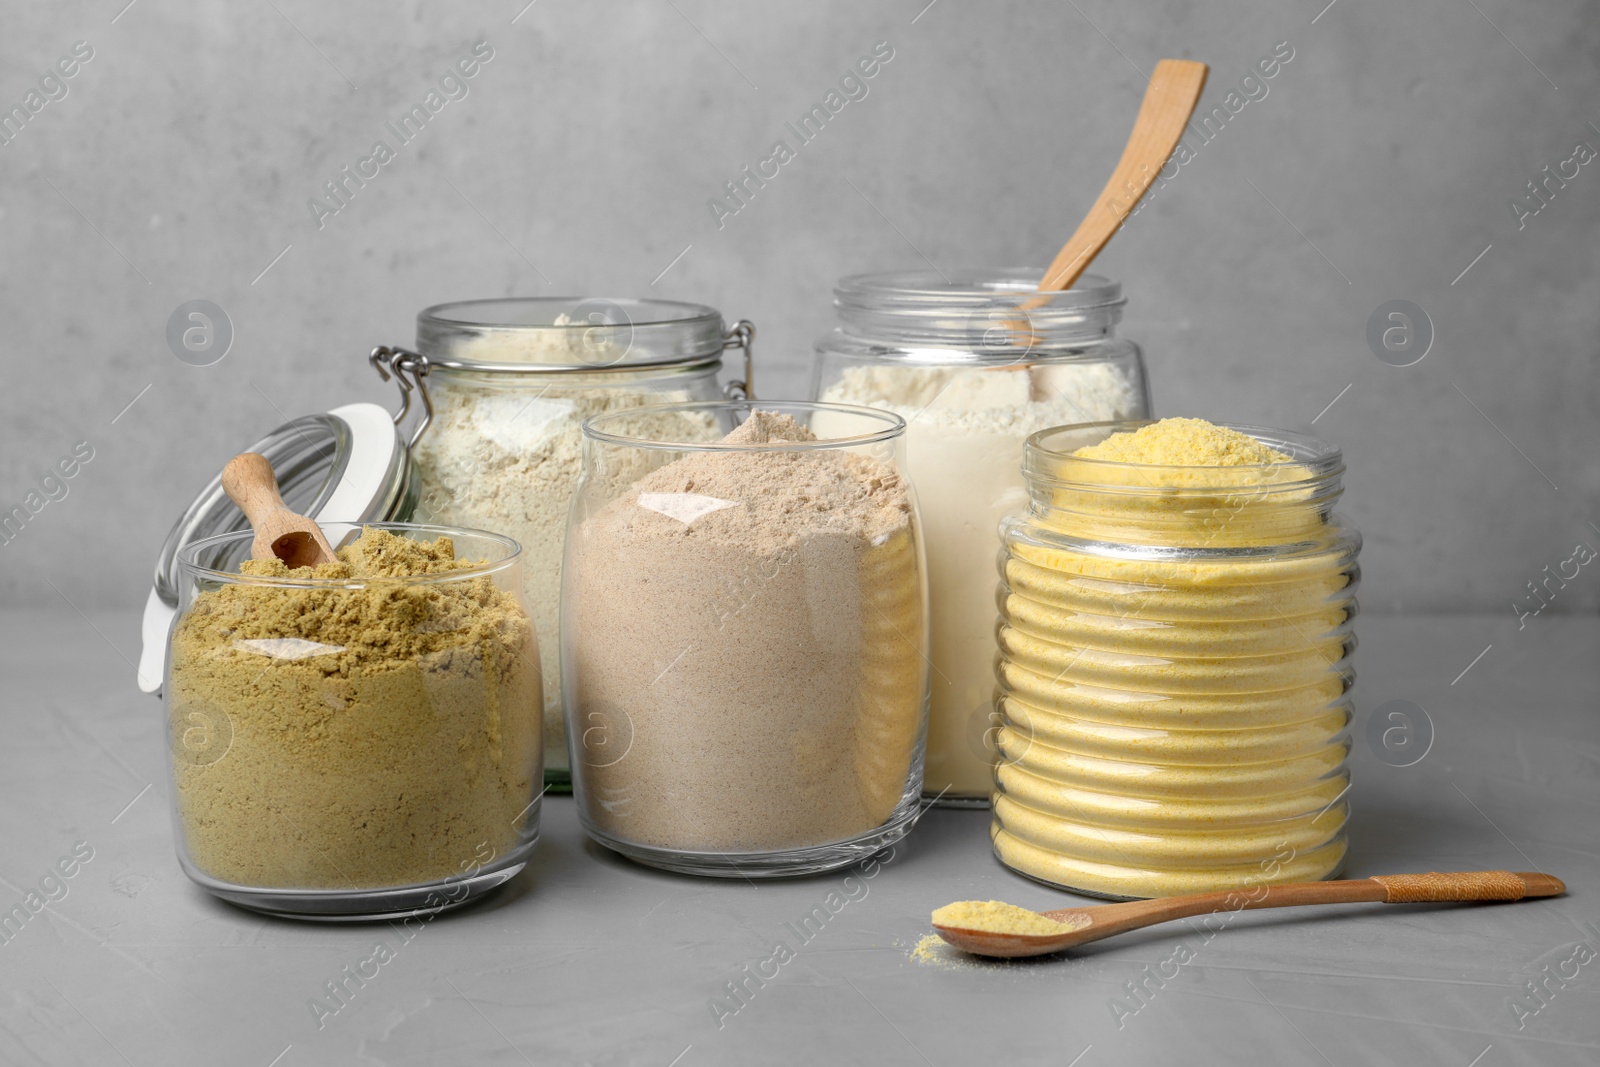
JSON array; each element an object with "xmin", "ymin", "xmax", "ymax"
[
  {"xmin": 992, "ymin": 418, "xmax": 1359, "ymax": 900},
  {"xmin": 165, "ymin": 523, "xmax": 543, "ymax": 919}
]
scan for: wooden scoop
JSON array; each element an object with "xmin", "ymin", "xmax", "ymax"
[
  {"xmin": 932, "ymin": 870, "xmax": 1567, "ymax": 959},
  {"xmin": 221, "ymin": 452, "xmax": 337, "ymax": 569},
  {"xmin": 1020, "ymin": 58, "xmax": 1209, "ymax": 310}
]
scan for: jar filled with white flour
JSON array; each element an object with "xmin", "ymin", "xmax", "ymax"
[
  {"xmin": 813, "ymin": 270, "xmax": 1150, "ymax": 806},
  {"xmin": 372, "ymin": 299, "xmax": 755, "ymax": 789}
]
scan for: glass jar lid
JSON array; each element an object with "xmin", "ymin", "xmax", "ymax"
[
  {"xmin": 137, "ymin": 402, "xmax": 413, "ymax": 693},
  {"xmin": 416, "ymin": 297, "xmax": 731, "ymax": 373}
]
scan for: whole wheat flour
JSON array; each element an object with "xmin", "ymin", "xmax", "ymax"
[{"xmin": 566, "ymin": 411, "xmax": 928, "ymax": 852}]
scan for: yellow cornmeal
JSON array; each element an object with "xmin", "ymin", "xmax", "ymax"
[
  {"xmin": 168, "ymin": 528, "xmax": 541, "ymax": 890},
  {"xmin": 931, "ymin": 900, "xmax": 1083, "ymax": 935},
  {"xmin": 910, "ymin": 933, "xmax": 1006, "ymax": 970},
  {"xmin": 1073, "ymin": 417, "xmax": 1291, "ymax": 466},
  {"xmin": 1056, "ymin": 418, "xmax": 1322, "ymax": 551},
  {"xmin": 992, "ymin": 418, "xmax": 1356, "ymax": 899},
  {"xmin": 911, "ymin": 933, "xmax": 953, "ymax": 965}
]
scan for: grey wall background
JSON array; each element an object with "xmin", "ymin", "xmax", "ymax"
[{"xmin": 2, "ymin": 0, "xmax": 1597, "ymax": 621}]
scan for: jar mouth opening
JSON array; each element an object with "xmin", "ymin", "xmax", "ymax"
[
  {"xmin": 176, "ymin": 522, "xmax": 522, "ymax": 588},
  {"xmin": 1027, "ymin": 421, "xmax": 1344, "ymax": 487},
  {"xmin": 417, "ymin": 296, "xmax": 727, "ymax": 371},
  {"xmin": 831, "ymin": 268, "xmax": 1127, "ymax": 351},
  {"xmin": 835, "ymin": 268, "xmax": 1124, "ymax": 309},
  {"xmin": 583, "ymin": 400, "xmax": 905, "ymax": 452}
]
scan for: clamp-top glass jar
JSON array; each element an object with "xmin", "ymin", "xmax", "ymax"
[
  {"xmin": 813, "ymin": 269, "xmax": 1151, "ymax": 806},
  {"xmin": 372, "ymin": 299, "xmax": 755, "ymax": 789},
  {"xmin": 991, "ymin": 422, "xmax": 1359, "ymax": 900},
  {"xmin": 165, "ymin": 522, "xmax": 542, "ymax": 919}
]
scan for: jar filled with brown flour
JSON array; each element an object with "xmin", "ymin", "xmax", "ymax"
[
  {"xmin": 165, "ymin": 522, "xmax": 543, "ymax": 919},
  {"xmin": 563, "ymin": 402, "xmax": 930, "ymax": 877}
]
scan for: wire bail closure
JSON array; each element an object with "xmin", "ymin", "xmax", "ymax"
[
  {"xmin": 722, "ymin": 320, "xmax": 756, "ymax": 400},
  {"xmin": 373, "ymin": 320, "xmax": 753, "ymax": 441},
  {"xmin": 369, "ymin": 346, "xmax": 434, "ymax": 450}
]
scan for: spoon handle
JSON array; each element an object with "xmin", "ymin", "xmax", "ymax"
[
  {"xmin": 1045, "ymin": 870, "xmax": 1565, "ymax": 938},
  {"xmin": 222, "ymin": 452, "xmax": 292, "ymax": 529},
  {"xmin": 1368, "ymin": 870, "xmax": 1563, "ymax": 902},
  {"xmin": 222, "ymin": 452, "xmax": 337, "ymax": 567},
  {"xmin": 1025, "ymin": 58, "xmax": 1209, "ymax": 303}
]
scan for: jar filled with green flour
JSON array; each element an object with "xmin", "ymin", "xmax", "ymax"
[{"xmin": 164, "ymin": 522, "xmax": 543, "ymax": 919}]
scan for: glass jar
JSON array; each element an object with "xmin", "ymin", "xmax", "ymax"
[
  {"xmin": 165, "ymin": 522, "xmax": 542, "ymax": 919},
  {"xmin": 373, "ymin": 298, "xmax": 754, "ymax": 791},
  {"xmin": 812, "ymin": 269, "xmax": 1151, "ymax": 806},
  {"xmin": 563, "ymin": 400, "xmax": 930, "ymax": 877},
  {"xmin": 991, "ymin": 422, "xmax": 1359, "ymax": 900}
]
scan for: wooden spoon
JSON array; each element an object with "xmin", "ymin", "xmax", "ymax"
[
  {"xmin": 221, "ymin": 452, "xmax": 337, "ymax": 569},
  {"xmin": 932, "ymin": 870, "xmax": 1566, "ymax": 959},
  {"xmin": 1020, "ymin": 58, "xmax": 1209, "ymax": 309}
]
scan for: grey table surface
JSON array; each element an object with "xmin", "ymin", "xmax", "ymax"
[{"xmin": 2, "ymin": 609, "xmax": 1596, "ymax": 1066}]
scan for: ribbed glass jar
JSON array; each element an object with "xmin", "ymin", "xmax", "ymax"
[{"xmin": 990, "ymin": 422, "xmax": 1359, "ymax": 900}]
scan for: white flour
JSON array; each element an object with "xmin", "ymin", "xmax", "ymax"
[
  {"xmin": 412, "ymin": 322, "xmax": 705, "ymax": 773},
  {"xmin": 819, "ymin": 362, "xmax": 1142, "ymax": 798}
]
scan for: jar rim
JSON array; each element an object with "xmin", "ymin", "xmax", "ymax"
[
  {"xmin": 830, "ymin": 268, "xmax": 1127, "ymax": 351},
  {"xmin": 421, "ymin": 296, "xmax": 722, "ymax": 330},
  {"xmin": 835, "ymin": 267, "xmax": 1125, "ymax": 309},
  {"xmin": 417, "ymin": 296, "xmax": 728, "ymax": 373},
  {"xmin": 582, "ymin": 400, "xmax": 906, "ymax": 452},
  {"xmin": 176, "ymin": 522, "xmax": 522, "ymax": 588}
]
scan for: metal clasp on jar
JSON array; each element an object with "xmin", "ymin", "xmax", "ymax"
[
  {"xmin": 722, "ymin": 320, "xmax": 755, "ymax": 400},
  {"xmin": 369, "ymin": 345, "xmax": 434, "ymax": 450}
]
